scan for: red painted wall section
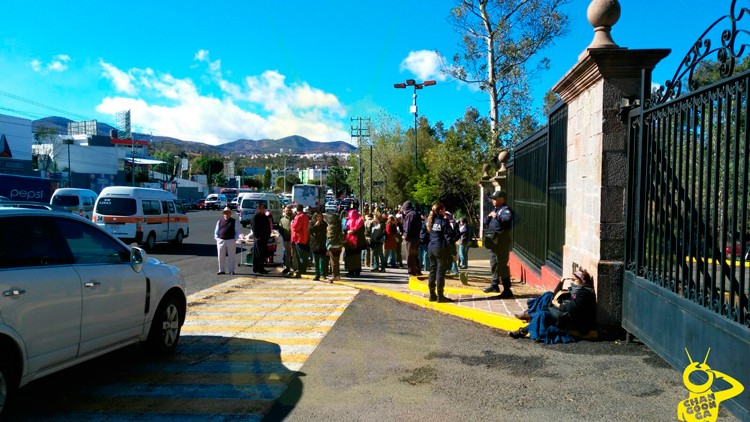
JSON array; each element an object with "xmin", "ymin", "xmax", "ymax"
[{"xmin": 509, "ymin": 252, "xmax": 561, "ymax": 291}]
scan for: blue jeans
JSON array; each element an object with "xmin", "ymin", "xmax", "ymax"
[
  {"xmin": 371, "ymin": 243, "xmax": 385, "ymax": 269},
  {"xmin": 385, "ymin": 249, "xmax": 397, "ymax": 267},
  {"xmin": 419, "ymin": 244, "xmax": 430, "ymax": 271},
  {"xmin": 458, "ymin": 244, "xmax": 469, "ymax": 268},
  {"xmin": 293, "ymin": 243, "xmax": 310, "ymax": 274}
]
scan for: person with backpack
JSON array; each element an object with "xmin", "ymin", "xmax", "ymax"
[
  {"xmin": 483, "ymin": 190, "xmax": 514, "ymax": 298},
  {"xmin": 427, "ymin": 202, "xmax": 455, "ymax": 302}
]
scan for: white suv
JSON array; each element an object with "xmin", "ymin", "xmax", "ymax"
[
  {"xmin": 0, "ymin": 205, "xmax": 187, "ymax": 416},
  {"xmin": 205, "ymin": 193, "xmax": 228, "ymax": 210}
]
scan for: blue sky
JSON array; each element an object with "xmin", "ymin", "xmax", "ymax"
[{"xmin": 0, "ymin": 0, "xmax": 728, "ymax": 146}]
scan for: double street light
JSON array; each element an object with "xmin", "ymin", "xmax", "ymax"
[{"xmin": 393, "ymin": 79, "xmax": 436, "ymax": 169}]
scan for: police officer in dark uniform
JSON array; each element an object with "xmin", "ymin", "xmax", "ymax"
[
  {"xmin": 483, "ymin": 190, "xmax": 514, "ymax": 298},
  {"xmin": 427, "ymin": 202, "xmax": 455, "ymax": 303}
]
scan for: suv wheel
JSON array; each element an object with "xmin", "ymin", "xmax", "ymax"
[
  {"xmin": 0, "ymin": 355, "xmax": 17, "ymax": 417},
  {"xmin": 172, "ymin": 230, "xmax": 184, "ymax": 246},
  {"xmin": 144, "ymin": 232, "xmax": 157, "ymax": 252},
  {"xmin": 146, "ymin": 295, "xmax": 182, "ymax": 355}
]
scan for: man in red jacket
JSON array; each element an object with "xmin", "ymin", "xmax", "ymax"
[{"xmin": 290, "ymin": 204, "xmax": 310, "ymax": 278}]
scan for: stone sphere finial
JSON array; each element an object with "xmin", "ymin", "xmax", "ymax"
[{"xmin": 586, "ymin": 0, "xmax": 621, "ymax": 48}]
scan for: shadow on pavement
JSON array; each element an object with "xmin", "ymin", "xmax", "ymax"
[{"xmin": 7, "ymin": 336, "xmax": 302, "ymax": 420}]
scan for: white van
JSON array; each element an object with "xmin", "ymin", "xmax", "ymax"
[
  {"xmin": 238, "ymin": 192, "xmax": 283, "ymax": 228},
  {"xmin": 93, "ymin": 186, "xmax": 189, "ymax": 251},
  {"xmin": 50, "ymin": 188, "xmax": 98, "ymax": 220},
  {"xmin": 205, "ymin": 193, "xmax": 228, "ymax": 210}
]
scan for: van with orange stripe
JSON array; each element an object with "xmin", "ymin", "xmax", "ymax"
[{"xmin": 93, "ymin": 186, "xmax": 189, "ymax": 251}]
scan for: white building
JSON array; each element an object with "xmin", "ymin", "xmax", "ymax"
[{"xmin": 0, "ymin": 114, "xmax": 34, "ymax": 175}]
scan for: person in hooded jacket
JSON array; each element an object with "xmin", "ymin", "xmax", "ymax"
[
  {"xmin": 344, "ymin": 209, "xmax": 365, "ymax": 276},
  {"xmin": 426, "ymin": 202, "xmax": 454, "ymax": 303},
  {"xmin": 326, "ymin": 213, "xmax": 345, "ymax": 282},
  {"xmin": 401, "ymin": 201, "xmax": 423, "ymax": 276}
]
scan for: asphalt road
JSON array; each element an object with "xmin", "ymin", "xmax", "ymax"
[
  {"xmin": 5, "ymin": 209, "xmax": 743, "ymax": 421},
  {"xmin": 267, "ymin": 290, "xmax": 740, "ymax": 422}
]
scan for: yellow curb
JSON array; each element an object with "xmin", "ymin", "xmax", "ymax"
[
  {"xmin": 333, "ymin": 280, "xmax": 525, "ymax": 332},
  {"xmin": 408, "ymin": 276, "xmax": 491, "ymax": 296}
]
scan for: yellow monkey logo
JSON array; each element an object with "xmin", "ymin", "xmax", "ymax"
[{"xmin": 677, "ymin": 348, "xmax": 744, "ymax": 421}]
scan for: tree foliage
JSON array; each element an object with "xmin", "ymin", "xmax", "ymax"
[
  {"xmin": 32, "ymin": 125, "xmax": 57, "ymax": 171},
  {"xmin": 446, "ymin": 0, "xmax": 569, "ymax": 150}
]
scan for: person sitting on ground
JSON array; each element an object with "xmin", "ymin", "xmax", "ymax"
[{"xmin": 509, "ymin": 269, "xmax": 596, "ymax": 344}]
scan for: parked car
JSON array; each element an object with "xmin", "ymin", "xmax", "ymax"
[
  {"xmin": 325, "ymin": 201, "xmax": 338, "ymax": 213},
  {"xmin": 193, "ymin": 199, "xmax": 206, "ymax": 210},
  {"xmin": 337, "ymin": 198, "xmax": 359, "ymax": 213},
  {"xmin": 0, "ymin": 205, "xmax": 187, "ymax": 417},
  {"xmin": 229, "ymin": 197, "xmax": 239, "ymax": 210},
  {"xmin": 205, "ymin": 193, "xmax": 228, "ymax": 210},
  {"xmin": 50, "ymin": 188, "xmax": 98, "ymax": 221},
  {"xmin": 725, "ymin": 240, "xmax": 750, "ymax": 260}
]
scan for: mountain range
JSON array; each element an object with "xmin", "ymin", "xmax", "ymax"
[{"xmin": 31, "ymin": 116, "xmax": 357, "ymax": 155}]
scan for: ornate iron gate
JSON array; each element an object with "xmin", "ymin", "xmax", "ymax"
[{"xmin": 623, "ymin": 6, "xmax": 749, "ymax": 418}]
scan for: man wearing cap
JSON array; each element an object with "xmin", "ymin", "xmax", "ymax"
[
  {"xmin": 483, "ymin": 190, "xmax": 514, "ymax": 298},
  {"xmin": 215, "ymin": 206, "xmax": 240, "ymax": 275}
]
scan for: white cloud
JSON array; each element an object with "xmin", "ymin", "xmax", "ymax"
[
  {"xmin": 30, "ymin": 54, "xmax": 71, "ymax": 73},
  {"xmin": 95, "ymin": 55, "xmax": 349, "ymax": 145},
  {"xmin": 400, "ymin": 50, "xmax": 447, "ymax": 82},
  {"xmin": 100, "ymin": 61, "xmax": 137, "ymax": 95}
]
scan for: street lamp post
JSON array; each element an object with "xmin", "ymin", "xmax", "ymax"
[
  {"xmin": 62, "ymin": 138, "xmax": 74, "ymax": 187},
  {"xmin": 394, "ymin": 79, "xmax": 436, "ymax": 169},
  {"xmin": 280, "ymin": 148, "xmax": 290, "ymax": 195}
]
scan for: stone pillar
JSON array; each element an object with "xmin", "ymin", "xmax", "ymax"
[
  {"xmin": 551, "ymin": 1, "xmax": 669, "ymax": 327},
  {"xmin": 478, "ymin": 152, "xmax": 509, "ymax": 239}
]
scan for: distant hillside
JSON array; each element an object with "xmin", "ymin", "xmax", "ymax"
[{"xmin": 31, "ymin": 116, "xmax": 356, "ymax": 155}]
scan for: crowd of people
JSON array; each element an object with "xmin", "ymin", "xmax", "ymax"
[{"xmin": 216, "ymin": 200, "xmax": 479, "ymax": 292}]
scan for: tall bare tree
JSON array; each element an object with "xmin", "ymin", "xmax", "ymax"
[{"xmin": 447, "ymin": 0, "xmax": 569, "ymax": 149}]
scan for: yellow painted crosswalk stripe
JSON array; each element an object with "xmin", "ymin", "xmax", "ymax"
[{"xmin": 59, "ymin": 277, "xmax": 358, "ymax": 419}]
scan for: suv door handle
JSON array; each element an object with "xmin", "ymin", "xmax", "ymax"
[
  {"xmin": 84, "ymin": 281, "xmax": 101, "ymax": 288},
  {"xmin": 3, "ymin": 289, "xmax": 26, "ymax": 297}
]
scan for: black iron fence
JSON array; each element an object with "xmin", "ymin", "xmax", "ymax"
[
  {"xmin": 626, "ymin": 71, "xmax": 750, "ymax": 327},
  {"xmin": 508, "ymin": 103, "xmax": 567, "ymax": 270}
]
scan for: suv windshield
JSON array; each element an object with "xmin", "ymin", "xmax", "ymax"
[
  {"xmin": 95, "ymin": 197, "xmax": 137, "ymax": 216},
  {"xmin": 241, "ymin": 199, "xmax": 267, "ymax": 209},
  {"xmin": 52, "ymin": 195, "xmax": 80, "ymax": 207}
]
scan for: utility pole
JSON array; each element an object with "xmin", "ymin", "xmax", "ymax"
[{"xmin": 350, "ymin": 117, "xmax": 370, "ymax": 211}]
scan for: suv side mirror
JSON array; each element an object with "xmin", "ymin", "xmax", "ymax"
[{"xmin": 131, "ymin": 246, "xmax": 146, "ymax": 272}]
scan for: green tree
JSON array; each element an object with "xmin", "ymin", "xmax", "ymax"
[
  {"xmin": 263, "ymin": 168, "xmax": 272, "ymax": 189},
  {"xmin": 327, "ymin": 160, "xmax": 351, "ymax": 198},
  {"xmin": 32, "ymin": 125, "xmax": 57, "ymax": 171},
  {"xmin": 446, "ymin": 0, "xmax": 569, "ymax": 149},
  {"xmin": 426, "ymin": 106, "xmax": 490, "ymax": 223}
]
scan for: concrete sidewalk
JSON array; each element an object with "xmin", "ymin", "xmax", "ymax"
[{"xmin": 284, "ymin": 248, "xmax": 539, "ymax": 334}]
